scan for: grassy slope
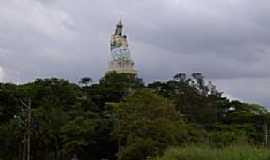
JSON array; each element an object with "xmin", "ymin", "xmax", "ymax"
[{"xmin": 152, "ymin": 145, "xmax": 270, "ymax": 160}]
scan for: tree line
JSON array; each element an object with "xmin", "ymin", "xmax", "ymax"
[{"xmin": 0, "ymin": 72, "xmax": 269, "ymax": 160}]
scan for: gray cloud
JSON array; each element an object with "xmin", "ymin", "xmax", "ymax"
[
  {"xmin": 0, "ymin": 66, "xmax": 4, "ymax": 81},
  {"xmin": 0, "ymin": 0, "xmax": 269, "ymax": 107},
  {"xmin": 214, "ymin": 78, "xmax": 270, "ymax": 108}
]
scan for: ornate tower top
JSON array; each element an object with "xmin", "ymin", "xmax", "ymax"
[
  {"xmin": 107, "ymin": 21, "xmax": 137, "ymax": 74},
  {"xmin": 115, "ymin": 20, "xmax": 123, "ymax": 35}
]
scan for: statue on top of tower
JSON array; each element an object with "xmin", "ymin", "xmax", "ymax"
[
  {"xmin": 111, "ymin": 20, "xmax": 128, "ymax": 50},
  {"xmin": 115, "ymin": 20, "xmax": 123, "ymax": 35},
  {"xmin": 107, "ymin": 20, "xmax": 137, "ymax": 74}
]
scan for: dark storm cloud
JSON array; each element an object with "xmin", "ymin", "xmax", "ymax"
[{"xmin": 0, "ymin": 0, "xmax": 269, "ymax": 107}]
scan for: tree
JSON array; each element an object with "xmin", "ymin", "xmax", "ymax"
[
  {"xmin": 87, "ymin": 72, "xmax": 144, "ymax": 109},
  {"xmin": 113, "ymin": 90, "xmax": 191, "ymax": 160},
  {"xmin": 0, "ymin": 75, "xmax": 269, "ymax": 160},
  {"xmin": 79, "ymin": 77, "xmax": 92, "ymax": 87},
  {"xmin": 173, "ymin": 73, "xmax": 186, "ymax": 82},
  {"xmin": 60, "ymin": 112, "xmax": 97, "ymax": 159},
  {"xmin": 31, "ymin": 106, "xmax": 69, "ymax": 160}
]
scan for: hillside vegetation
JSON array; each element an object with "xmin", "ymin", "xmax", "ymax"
[
  {"xmin": 0, "ymin": 72, "xmax": 269, "ymax": 160},
  {"xmin": 152, "ymin": 145, "xmax": 270, "ymax": 160}
]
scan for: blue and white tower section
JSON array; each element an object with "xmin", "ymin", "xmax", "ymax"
[{"xmin": 107, "ymin": 21, "xmax": 137, "ymax": 74}]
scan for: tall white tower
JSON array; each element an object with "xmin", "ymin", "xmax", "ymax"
[{"xmin": 107, "ymin": 21, "xmax": 137, "ymax": 74}]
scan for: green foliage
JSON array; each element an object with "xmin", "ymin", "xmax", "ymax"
[
  {"xmin": 208, "ymin": 126, "xmax": 249, "ymax": 147},
  {"xmin": 22, "ymin": 78, "xmax": 82, "ymax": 108},
  {"xmin": 79, "ymin": 77, "xmax": 92, "ymax": 87},
  {"xmin": 118, "ymin": 137, "xmax": 159, "ymax": 160},
  {"xmin": 148, "ymin": 80, "xmax": 220, "ymax": 125},
  {"xmin": 113, "ymin": 90, "xmax": 199, "ymax": 160},
  {"xmin": 0, "ymin": 83, "xmax": 20, "ymax": 123},
  {"xmin": 152, "ymin": 145, "xmax": 270, "ymax": 160},
  {"xmin": 61, "ymin": 114, "xmax": 97, "ymax": 153},
  {"xmin": 0, "ymin": 119, "xmax": 21, "ymax": 160},
  {"xmin": 0, "ymin": 74, "xmax": 269, "ymax": 160},
  {"xmin": 86, "ymin": 72, "xmax": 144, "ymax": 110}
]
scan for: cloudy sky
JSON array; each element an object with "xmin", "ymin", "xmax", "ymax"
[{"xmin": 0, "ymin": 0, "xmax": 269, "ymax": 107}]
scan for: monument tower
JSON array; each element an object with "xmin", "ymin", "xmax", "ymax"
[{"xmin": 107, "ymin": 21, "xmax": 137, "ymax": 74}]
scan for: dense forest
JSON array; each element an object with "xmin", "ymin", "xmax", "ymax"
[{"xmin": 0, "ymin": 72, "xmax": 269, "ymax": 160}]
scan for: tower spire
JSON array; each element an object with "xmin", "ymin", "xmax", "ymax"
[
  {"xmin": 115, "ymin": 19, "xmax": 123, "ymax": 35},
  {"xmin": 118, "ymin": 19, "xmax": 122, "ymax": 26}
]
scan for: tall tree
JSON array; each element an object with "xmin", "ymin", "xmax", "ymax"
[{"xmin": 113, "ymin": 90, "xmax": 193, "ymax": 160}]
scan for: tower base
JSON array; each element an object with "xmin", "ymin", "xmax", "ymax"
[{"xmin": 107, "ymin": 60, "xmax": 137, "ymax": 74}]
